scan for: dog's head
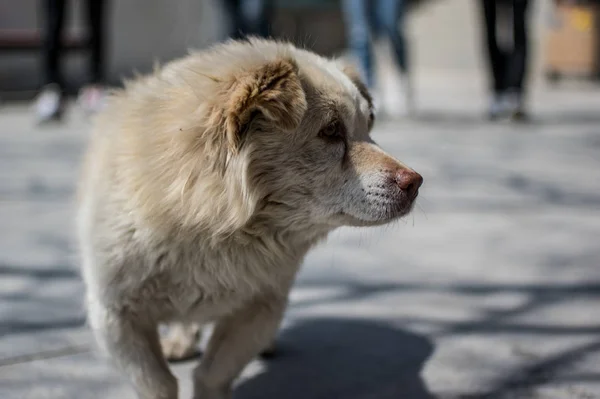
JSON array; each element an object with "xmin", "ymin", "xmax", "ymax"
[{"xmin": 127, "ymin": 40, "xmax": 422, "ymax": 237}]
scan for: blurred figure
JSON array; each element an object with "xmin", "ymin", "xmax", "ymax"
[
  {"xmin": 34, "ymin": 0, "xmax": 109, "ymax": 123},
  {"xmin": 222, "ymin": 0, "xmax": 272, "ymax": 39},
  {"xmin": 479, "ymin": 0, "xmax": 531, "ymax": 121},
  {"xmin": 342, "ymin": 0, "xmax": 411, "ymax": 116}
]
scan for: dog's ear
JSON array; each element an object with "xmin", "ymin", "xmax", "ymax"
[{"xmin": 224, "ymin": 58, "xmax": 307, "ymax": 153}]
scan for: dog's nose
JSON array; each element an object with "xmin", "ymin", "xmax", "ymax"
[{"xmin": 395, "ymin": 169, "xmax": 423, "ymax": 198}]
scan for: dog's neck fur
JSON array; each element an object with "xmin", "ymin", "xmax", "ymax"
[{"xmin": 215, "ymin": 202, "xmax": 332, "ymax": 251}]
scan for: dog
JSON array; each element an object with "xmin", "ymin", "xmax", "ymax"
[{"xmin": 76, "ymin": 38, "xmax": 422, "ymax": 399}]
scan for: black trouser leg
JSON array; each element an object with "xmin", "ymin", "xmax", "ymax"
[
  {"xmin": 41, "ymin": 0, "xmax": 67, "ymax": 87},
  {"xmin": 481, "ymin": 0, "xmax": 508, "ymax": 95},
  {"xmin": 507, "ymin": 0, "xmax": 530, "ymax": 94},
  {"xmin": 239, "ymin": 0, "xmax": 271, "ymax": 38},
  {"xmin": 223, "ymin": 0, "xmax": 244, "ymax": 39},
  {"xmin": 85, "ymin": 0, "xmax": 107, "ymax": 85}
]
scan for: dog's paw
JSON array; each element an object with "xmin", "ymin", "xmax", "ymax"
[
  {"xmin": 161, "ymin": 323, "xmax": 201, "ymax": 361},
  {"xmin": 161, "ymin": 334, "xmax": 199, "ymax": 361}
]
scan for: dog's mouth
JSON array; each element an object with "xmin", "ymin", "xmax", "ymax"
[{"xmin": 337, "ymin": 195, "xmax": 418, "ymax": 227}]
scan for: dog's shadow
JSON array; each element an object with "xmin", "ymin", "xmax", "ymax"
[{"xmin": 235, "ymin": 318, "xmax": 436, "ymax": 399}]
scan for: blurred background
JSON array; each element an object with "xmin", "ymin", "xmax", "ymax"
[{"xmin": 1, "ymin": 1, "xmax": 600, "ymax": 398}]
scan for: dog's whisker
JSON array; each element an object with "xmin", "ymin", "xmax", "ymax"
[
  {"xmin": 417, "ymin": 195, "xmax": 433, "ymax": 206},
  {"xmin": 416, "ymin": 202, "xmax": 428, "ymax": 220}
]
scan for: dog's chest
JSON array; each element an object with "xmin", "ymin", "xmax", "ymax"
[{"xmin": 151, "ymin": 236, "xmax": 303, "ymax": 317}]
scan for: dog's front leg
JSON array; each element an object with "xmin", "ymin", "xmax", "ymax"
[
  {"xmin": 89, "ymin": 304, "xmax": 178, "ymax": 399},
  {"xmin": 192, "ymin": 294, "xmax": 287, "ymax": 399}
]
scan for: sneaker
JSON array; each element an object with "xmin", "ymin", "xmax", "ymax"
[
  {"xmin": 511, "ymin": 108, "xmax": 529, "ymax": 122},
  {"xmin": 403, "ymin": 74, "xmax": 415, "ymax": 117},
  {"xmin": 78, "ymin": 85, "xmax": 107, "ymax": 114},
  {"xmin": 488, "ymin": 94, "xmax": 507, "ymax": 120},
  {"xmin": 379, "ymin": 67, "xmax": 411, "ymax": 118},
  {"xmin": 505, "ymin": 91, "xmax": 529, "ymax": 122},
  {"xmin": 33, "ymin": 84, "xmax": 64, "ymax": 123}
]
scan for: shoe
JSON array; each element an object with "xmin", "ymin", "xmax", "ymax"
[
  {"xmin": 381, "ymin": 76, "xmax": 411, "ymax": 118},
  {"xmin": 488, "ymin": 94, "xmax": 508, "ymax": 121},
  {"xmin": 505, "ymin": 91, "xmax": 529, "ymax": 122},
  {"xmin": 33, "ymin": 84, "xmax": 65, "ymax": 123},
  {"xmin": 78, "ymin": 85, "xmax": 108, "ymax": 114},
  {"xmin": 511, "ymin": 109, "xmax": 529, "ymax": 122},
  {"xmin": 402, "ymin": 72, "xmax": 415, "ymax": 116}
]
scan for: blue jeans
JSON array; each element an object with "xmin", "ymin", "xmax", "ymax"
[
  {"xmin": 223, "ymin": 0, "xmax": 271, "ymax": 39},
  {"xmin": 342, "ymin": 0, "xmax": 408, "ymax": 89}
]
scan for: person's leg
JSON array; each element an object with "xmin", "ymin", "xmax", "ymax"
[
  {"xmin": 79, "ymin": 0, "xmax": 109, "ymax": 114},
  {"xmin": 222, "ymin": 0, "xmax": 243, "ymax": 39},
  {"xmin": 41, "ymin": 0, "xmax": 66, "ymax": 87},
  {"xmin": 85, "ymin": 0, "xmax": 107, "ymax": 85},
  {"xmin": 342, "ymin": 0, "xmax": 374, "ymax": 89},
  {"xmin": 374, "ymin": 0, "xmax": 414, "ymax": 114},
  {"xmin": 239, "ymin": 0, "xmax": 271, "ymax": 38},
  {"xmin": 480, "ymin": 0, "xmax": 509, "ymax": 118},
  {"xmin": 376, "ymin": 0, "xmax": 407, "ymax": 73},
  {"xmin": 481, "ymin": 0, "xmax": 508, "ymax": 95},
  {"xmin": 257, "ymin": 0, "xmax": 273, "ymax": 38},
  {"xmin": 508, "ymin": 0, "xmax": 530, "ymax": 118},
  {"xmin": 35, "ymin": 0, "xmax": 67, "ymax": 122}
]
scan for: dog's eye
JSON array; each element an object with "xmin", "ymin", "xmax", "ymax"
[{"xmin": 318, "ymin": 121, "xmax": 344, "ymax": 142}]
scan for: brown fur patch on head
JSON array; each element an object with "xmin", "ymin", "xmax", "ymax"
[{"xmin": 225, "ymin": 58, "xmax": 307, "ymax": 153}]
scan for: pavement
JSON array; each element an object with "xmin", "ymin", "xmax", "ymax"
[{"xmin": 1, "ymin": 70, "xmax": 600, "ymax": 399}]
